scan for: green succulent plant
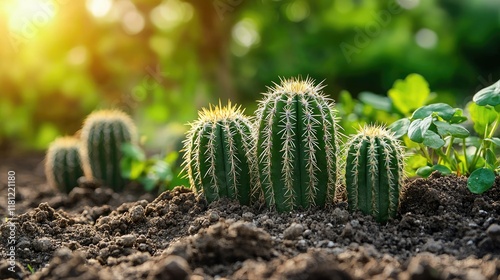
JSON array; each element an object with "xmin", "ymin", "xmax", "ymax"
[
  {"xmin": 80, "ymin": 110, "xmax": 137, "ymax": 191},
  {"xmin": 345, "ymin": 125, "xmax": 405, "ymax": 222},
  {"xmin": 254, "ymin": 77, "xmax": 342, "ymax": 212},
  {"xmin": 45, "ymin": 136, "xmax": 84, "ymax": 193},
  {"xmin": 182, "ymin": 101, "xmax": 257, "ymax": 205}
]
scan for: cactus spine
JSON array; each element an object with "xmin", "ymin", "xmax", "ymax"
[
  {"xmin": 345, "ymin": 125, "xmax": 405, "ymax": 222},
  {"xmin": 255, "ymin": 77, "xmax": 341, "ymax": 212},
  {"xmin": 45, "ymin": 137, "xmax": 84, "ymax": 193},
  {"xmin": 80, "ymin": 110, "xmax": 137, "ymax": 191},
  {"xmin": 182, "ymin": 101, "xmax": 257, "ymax": 205}
]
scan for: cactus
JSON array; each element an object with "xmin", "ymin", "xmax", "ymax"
[
  {"xmin": 80, "ymin": 110, "xmax": 137, "ymax": 191},
  {"xmin": 45, "ymin": 137, "xmax": 84, "ymax": 193},
  {"xmin": 182, "ymin": 101, "xmax": 257, "ymax": 205},
  {"xmin": 254, "ymin": 77, "xmax": 342, "ymax": 212},
  {"xmin": 345, "ymin": 125, "xmax": 405, "ymax": 222}
]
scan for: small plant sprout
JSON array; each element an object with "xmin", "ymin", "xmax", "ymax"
[
  {"xmin": 390, "ymin": 103, "xmax": 469, "ymax": 175},
  {"xmin": 80, "ymin": 110, "xmax": 138, "ymax": 191},
  {"xmin": 27, "ymin": 264, "xmax": 35, "ymax": 274},
  {"xmin": 182, "ymin": 101, "xmax": 258, "ymax": 205},
  {"xmin": 254, "ymin": 77, "xmax": 342, "ymax": 212},
  {"xmin": 45, "ymin": 136, "xmax": 84, "ymax": 193},
  {"xmin": 390, "ymin": 78, "xmax": 500, "ymax": 194},
  {"xmin": 345, "ymin": 125, "xmax": 405, "ymax": 223},
  {"xmin": 120, "ymin": 143, "xmax": 177, "ymax": 193}
]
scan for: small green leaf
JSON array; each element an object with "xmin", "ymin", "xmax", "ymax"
[
  {"xmin": 417, "ymin": 166, "xmax": 433, "ymax": 177},
  {"xmin": 120, "ymin": 158, "xmax": 146, "ymax": 180},
  {"xmin": 434, "ymin": 121, "xmax": 470, "ymax": 138},
  {"xmin": 473, "ymin": 80, "xmax": 500, "ymax": 106},
  {"xmin": 388, "ymin": 118, "xmax": 410, "ymax": 138},
  {"xmin": 408, "ymin": 116, "xmax": 433, "ymax": 143},
  {"xmin": 467, "ymin": 168, "xmax": 496, "ymax": 194},
  {"xmin": 485, "ymin": 137, "xmax": 500, "ymax": 146},
  {"xmin": 432, "ymin": 164, "xmax": 452, "ymax": 175},
  {"xmin": 164, "ymin": 151, "xmax": 179, "ymax": 165},
  {"xmin": 388, "ymin": 73, "xmax": 430, "ymax": 116},
  {"xmin": 412, "ymin": 103, "xmax": 456, "ymax": 121},
  {"xmin": 449, "ymin": 109, "xmax": 468, "ymax": 124},
  {"xmin": 27, "ymin": 264, "xmax": 35, "ymax": 274},
  {"xmin": 359, "ymin": 91, "xmax": 392, "ymax": 112},
  {"xmin": 485, "ymin": 149, "xmax": 497, "ymax": 167},
  {"xmin": 121, "ymin": 143, "xmax": 146, "ymax": 161},
  {"xmin": 471, "ymin": 156, "xmax": 486, "ymax": 171},
  {"xmin": 449, "ymin": 116, "xmax": 468, "ymax": 124},
  {"xmin": 423, "ymin": 130, "xmax": 445, "ymax": 149},
  {"xmin": 468, "ymin": 102, "xmax": 497, "ymax": 135},
  {"xmin": 406, "ymin": 154, "xmax": 428, "ymax": 168}
]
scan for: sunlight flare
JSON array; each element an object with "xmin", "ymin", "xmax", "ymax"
[{"xmin": 2, "ymin": 0, "xmax": 57, "ymax": 34}]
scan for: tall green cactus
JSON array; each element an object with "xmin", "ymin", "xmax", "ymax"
[
  {"xmin": 345, "ymin": 125, "xmax": 405, "ymax": 222},
  {"xmin": 182, "ymin": 101, "xmax": 257, "ymax": 205},
  {"xmin": 255, "ymin": 77, "xmax": 342, "ymax": 212},
  {"xmin": 80, "ymin": 110, "xmax": 137, "ymax": 191},
  {"xmin": 45, "ymin": 137, "xmax": 84, "ymax": 193}
]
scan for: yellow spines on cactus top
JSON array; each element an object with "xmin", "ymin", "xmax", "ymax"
[
  {"xmin": 345, "ymin": 124, "xmax": 405, "ymax": 222},
  {"xmin": 182, "ymin": 101, "xmax": 259, "ymax": 205}
]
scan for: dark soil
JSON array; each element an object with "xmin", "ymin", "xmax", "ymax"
[{"xmin": 1, "ymin": 155, "xmax": 499, "ymax": 280}]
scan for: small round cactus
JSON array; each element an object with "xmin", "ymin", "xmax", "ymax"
[
  {"xmin": 182, "ymin": 101, "xmax": 258, "ymax": 205},
  {"xmin": 80, "ymin": 109, "xmax": 137, "ymax": 191},
  {"xmin": 255, "ymin": 77, "xmax": 342, "ymax": 212},
  {"xmin": 45, "ymin": 137, "xmax": 84, "ymax": 193},
  {"xmin": 345, "ymin": 125, "xmax": 405, "ymax": 223}
]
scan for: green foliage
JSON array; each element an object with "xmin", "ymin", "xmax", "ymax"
[
  {"xmin": 345, "ymin": 125, "xmax": 404, "ymax": 223},
  {"xmin": 390, "ymin": 78, "xmax": 500, "ymax": 194},
  {"xmin": 80, "ymin": 110, "xmax": 138, "ymax": 192},
  {"xmin": 473, "ymin": 80, "xmax": 500, "ymax": 106},
  {"xmin": 255, "ymin": 78, "xmax": 341, "ymax": 212},
  {"xmin": 182, "ymin": 101, "xmax": 257, "ymax": 205},
  {"xmin": 388, "ymin": 74, "xmax": 432, "ymax": 116},
  {"xmin": 44, "ymin": 137, "xmax": 84, "ymax": 193},
  {"xmin": 337, "ymin": 74, "xmax": 437, "ymax": 141},
  {"xmin": 120, "ymin": 143, "xmax": 181, "ymax": 193}
]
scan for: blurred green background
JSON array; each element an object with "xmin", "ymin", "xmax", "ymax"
[{"xmin": 1, "ymin": 0, "xmax": 499, "ymax": 154}]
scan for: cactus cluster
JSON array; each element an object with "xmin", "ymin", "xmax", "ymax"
[
  {"xmin": 344, "ymin": 125, "xmax": 405, "ymax": 222},
  {"xmin": 44, "ymin": 76, "xmax": 407, "ymax": 223},
  {"xmin": 45, "ymin": 137, "xmax": 84, "ymax": 193},
  {"xmin": 45, "ymin": 109, "xmax": 137, "ymax": 193},
  {"xmin": 182, "ymin": 101, "xmax": 257, "ymax": 205},
  {"xmin": 80, "ymin": 110, "xmax": 137, "ymax": 191},
  {"xmin": 254, "ymin": 78, "xmax": 342, "ymax": 212}
]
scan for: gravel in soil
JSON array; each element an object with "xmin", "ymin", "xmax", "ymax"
[{"xmin": 0, "ymin": 157, "xmax": 499, "ymax": 279}]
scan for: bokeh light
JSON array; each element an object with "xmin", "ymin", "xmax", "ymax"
[{"xmin": 86, "ymin": 0, "xmax": 112, "ymax": 18}]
